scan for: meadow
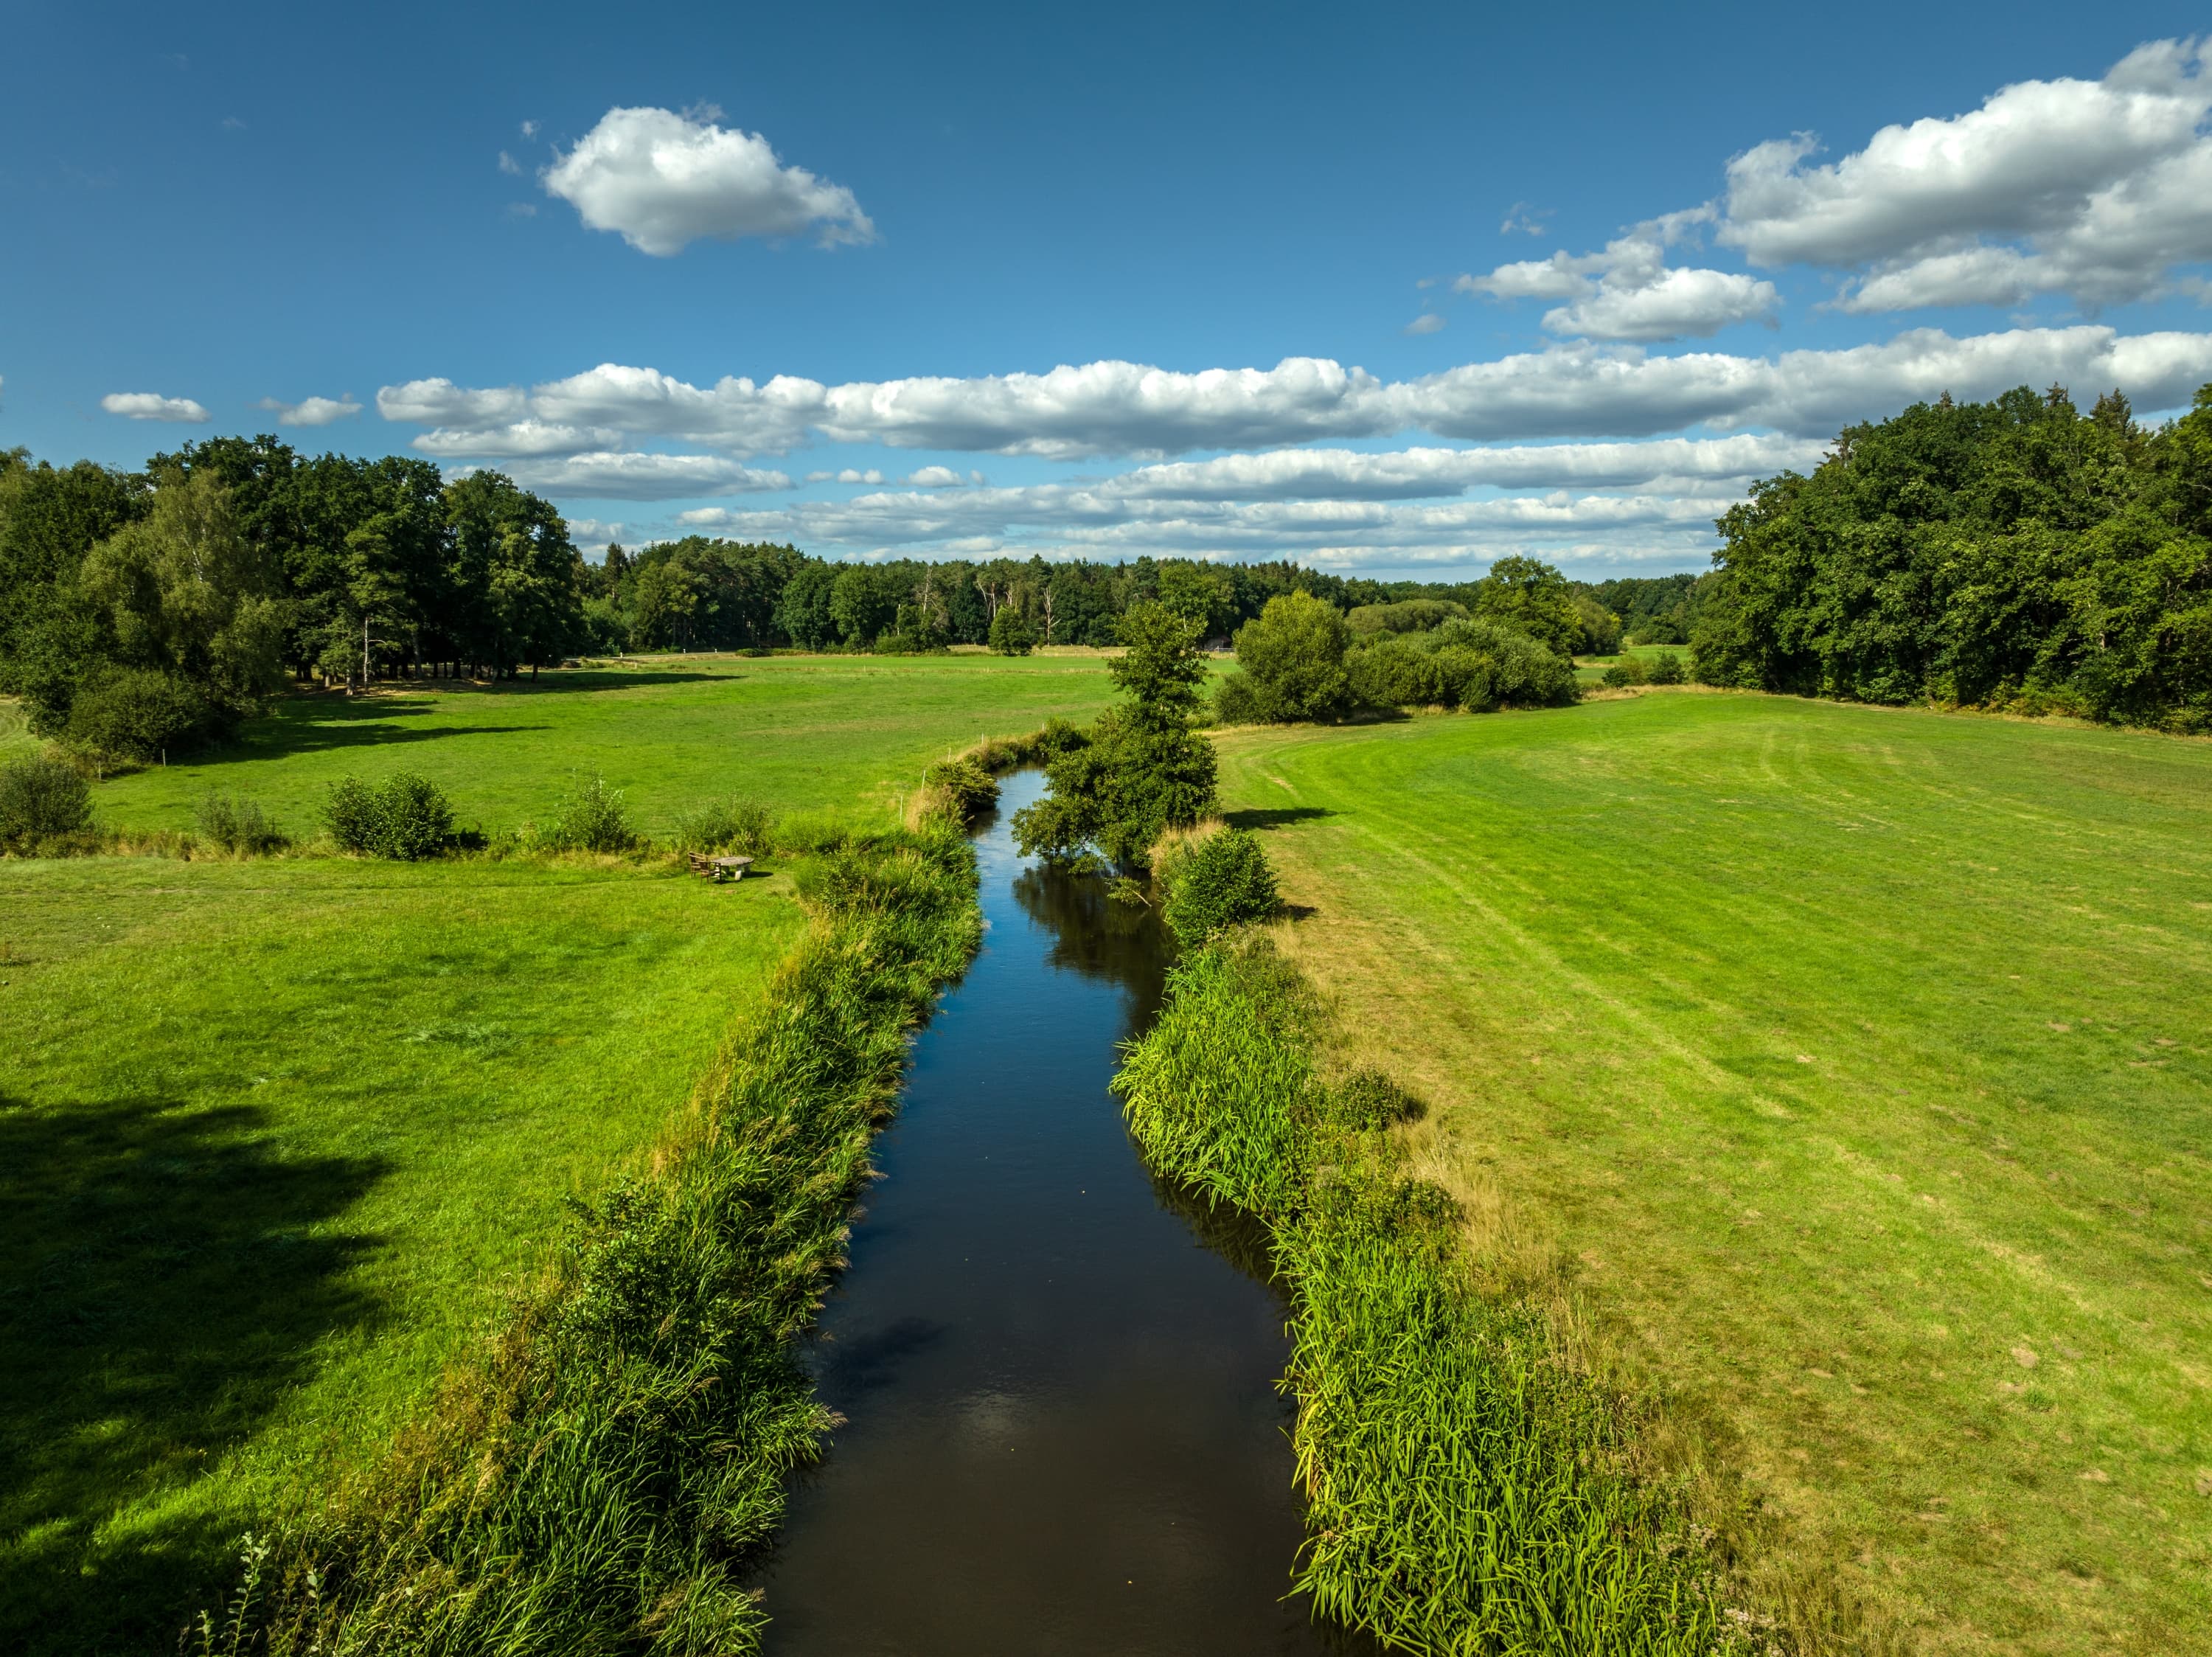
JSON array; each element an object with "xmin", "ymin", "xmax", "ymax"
[
  {"xmin": 1214, "ymin": 691, "xmax": 2212, "ymax": 1653},
  {"xmin": 0, "ymin": 650, "xmax": 1120, "ymax": 841},
  {"xmin": 0, "ymin": 651, "xmax": 1116, "ymax": 1652}
]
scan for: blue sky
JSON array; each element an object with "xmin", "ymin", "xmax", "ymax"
[{"xmin": 5, "ymin": 1, "xmax": 2211, "ymax": 580}]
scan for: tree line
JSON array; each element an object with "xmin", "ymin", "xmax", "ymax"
[
  {"xmin": 1691, "ymin": 383, "xmax": 2212, "ymax": 731},
  {"xmin": 0, "ymin": 437, "xmax": 585, "ymax": 760}
]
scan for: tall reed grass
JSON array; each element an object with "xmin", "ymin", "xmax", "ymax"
[
  {"xmin": 194, "ymin": 814, "xmax": 982, "ymax": 1656},
  {"xmin": 1114, "ymin": 937, "xmax": 1731, "ymax": 1655}
]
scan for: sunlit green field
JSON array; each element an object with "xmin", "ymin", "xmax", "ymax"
[
  {"xmin": 1217, "ymin": 692, "xmax": 2212, "ymax": 1656},
  {"xmin": 0, "ymin": 652, "xmax": 1116, "ymax": 1653},
  {"xmin": 2, "ymin": 650, "xmax": 1117, "ymax": 840}
]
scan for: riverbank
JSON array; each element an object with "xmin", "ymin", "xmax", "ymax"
[
  {"xmin": 209, "ymin": 816, "xmax": 981, "ymax": 1654},
  {"xmin": 1116, "ymin": 934, "xmax": 1727, "ymax": 1653}
]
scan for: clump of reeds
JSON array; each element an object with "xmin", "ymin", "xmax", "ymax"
[
  {"xmin": 1113, "ymin": 934, "xmax": 1728, "ymax": 1653},
  {"xmin": 198, "ymin": 808, "xmax": 983, "ymax": 1654}
]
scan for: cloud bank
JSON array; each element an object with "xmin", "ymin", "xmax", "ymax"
[{"xmin": 380, "ymin": 325, "xmax": 2212, "ymax": 469}]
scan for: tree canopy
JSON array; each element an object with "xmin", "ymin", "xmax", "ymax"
[{"xmin": 1693, "ymin": 383, "xmax": 2212, "ymax": 730}]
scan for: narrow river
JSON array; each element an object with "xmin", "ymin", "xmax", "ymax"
[{"xmin": 757, "ymin": 770, "xmax": 1360, "ymax": 1654}]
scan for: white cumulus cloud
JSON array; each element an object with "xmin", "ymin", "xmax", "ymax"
[
  {"xmin": 1458, "ymin": 212, "xmax": 1779, "ymax": 341},
  {"xmin": 254, "ymin": 394, "xmax": 362, "ymax": 426},
  {"xmin": 540, "ymin": 105, "xmax": 874, "ymax": 256},
  {"xmin": 902, "ymin": 465, "xmax": 967, "ymax": 487},
  {"xmin": 1719, "ymin": 37, "xmax": 2212, "ymax": 310},
  {"xmin": 102, "ymin": 392, "xmax": 209, "ymax": 422}
]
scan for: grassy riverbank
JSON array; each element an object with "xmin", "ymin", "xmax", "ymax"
[
  {"xmin": 1211, "ymin": 691, "xmax": 2212, "ymax": 1653},
  {"xmin": 232, "ymin": 817, "xmax": 983, "ymax": 1655},
  {"xmin": 0, "ymin": 857, "xmax": 807, "ymax": 1650},
  {"xmin": 1116, "ymin": 938, "xmax": 1723, "ymax": 1652},
  {"xmin": 0, "ymin": 661, "xmax": 1081, "ymax": 1651}
]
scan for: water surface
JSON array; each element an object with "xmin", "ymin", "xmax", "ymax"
[{"xmin": 758, "ymin": 771, "xmax": 1354, "ymax": 1655}]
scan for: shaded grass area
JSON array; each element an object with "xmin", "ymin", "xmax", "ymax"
[
  {"xmin": 1212, "ymin": 692, "xmax": 2212, "ymax": 1653},
  {"xmin": 227, "ymin": 819, "xmax": 982, "ymax": 1654},
  {"xmin": 1116, "ymin": 938, "xmax": 1722, "ymax": 1653},
  {"xmin": 0, "ymin": 858, "xmax": 805, "ymax": 1653},
  {"xmin": 58, "ymin": 653, "xmax": 1117, "ymax": 838}
]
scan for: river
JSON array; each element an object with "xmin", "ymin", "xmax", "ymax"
[{"xmin": 756, "ymin": 769, "xmax": 1361, "ymax": 1654}]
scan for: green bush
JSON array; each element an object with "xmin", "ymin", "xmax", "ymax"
[
  {"xmin": 1211, "ymin": 671, "xmax": 1267, "ymax": 725},
  {"xmin": 1161, "ymin": 827, "xmax": 1282, "ymax": 945},
  {"xmin": 671, "ymin": 795, "xmax": 774, "ymax": 857},
  {"xmin": 1345, "ymin": 599, "xmax": 1467, "ymax": 638},
  {"xmin": 0, "ymin": 754, "xmax": 93, "ymax": 851},
  {"xmin": 1345, "ymin": 617, "xmax": 1579, "ymax": 712},
  {"xmin": 1601, "ymin": 654, "xmax": 1650, "ymax": 689},
  {"xmin": 324, "ymin": 773, "xmax": 458, "ymax": 860},
  {"xmin": 1345, "ymin": 635, "xmax": 1453, "ymax": 708},
  {"xmin": 196, "ymin": 792, "xmax": 289, "ymax": 855},
  {"xmin": 63, "ymin": 667, "xmax": 218, "ymax": 763},
  {"xmin": 987, "ymin": 607, "xmax": 1036, "ymax": 655},
  {"xmin": 922, "ymin": 756, "xmax": 999, "ymax": 819},
  {"xmin": 533, "ymin": 774, "xmax": 636, "ymax": 853},
  {"xmin": 1230, "ymin": 591, "xmax": 1355, "ymax": 721},
  {"xmin": 1647, "ymin": 649, "xmax": 1686, "ymax": 685}
]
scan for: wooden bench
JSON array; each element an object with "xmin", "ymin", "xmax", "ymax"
[{"xmin": 687, "ymin": 853, "xmax": 755, "ymax": 883}]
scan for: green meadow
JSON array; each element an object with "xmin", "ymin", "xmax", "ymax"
[
  {"xmin": 1, "ymin": 650, "xmax": 1118, "ymax": 840},
  {"xmin": 0, "ymin": 653, "xmax": 1116, "ymax": 1652},
  {"xmin": 1215, "ymin": 692, "xmax": 2212, "ymax": 1655}
]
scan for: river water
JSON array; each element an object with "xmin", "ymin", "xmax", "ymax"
[{"xmin": 757, "ymin": 771, "xmax": 1359, "ymax": 1655}]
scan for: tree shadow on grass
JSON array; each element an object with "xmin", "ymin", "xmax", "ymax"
[
  {"xmin": 1222, "ymin": 805, "xmax": 1335, "ymax": 832},
  {"xmin": 0, "ymin": 1095, "xmax": 387, "ymax": 1656}
]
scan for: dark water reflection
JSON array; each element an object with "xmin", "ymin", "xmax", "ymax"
[{"xmin": 757, "ymin": 771, "xmax": 1365, "ymax": 1656}]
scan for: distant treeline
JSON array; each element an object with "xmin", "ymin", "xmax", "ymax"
[
  {"xmin": 582, "ymin": 538, "xmax": 1629, "ymax": 656},
  {"xmin": 1692, "ymin": 383, "xmax": 2212, "ymax": 731}
]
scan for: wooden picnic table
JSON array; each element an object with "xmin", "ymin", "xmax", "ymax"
[{"xmin": 687, "ymin": 853, "xmax": 755, "ymax": 883}]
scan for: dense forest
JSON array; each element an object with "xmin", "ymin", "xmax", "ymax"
[{"xmin": 1693, "ymin": 384, "xmax": 2212, "ymax": 730}]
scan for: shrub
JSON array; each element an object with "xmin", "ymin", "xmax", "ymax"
[
  {"xmin": 1346, "ymin": 635, "xmax": 1452, "ymax": 709},
  {"xmin": 1212, "ymin": 671, "xmax": 1267, "ymax": 725},
  {"xmin": 1231, "ymin": 591, "xmax": 1355, "ymax": 721},
  {"xmin": 671, "ymin": 795, "xmax": 774, "ymax": 857},
  {"xmin": 1345, "ymin": 599, "xmax": 1467, "ymax": 638},
  {"xmin": 196, "ymin": 792, "xmax": 288, "ymax": 855},
  {"xmin": 1601, "ymin": 654, "xmax": 1650, "ymax": 689},
  {"xmin": 922, "ymin": 757, "xmax": 999, "ymax": 819},
  {"xmin": 987, "ymin": 607, "xmax": 1036, "ymax": 655},
  {"xmin": 63, "ymin": 667, "xmax": 217, "ymax": 763},
  {"xmin": 1161, "ymin": 827, "xmax": 1282, "ymax": 945},
  {"xmin": 325, "ymin": 773, "xmax": 458, "ymax": 860},
  {"xmin": 1647, "ymin": 649, "xmax": 1686, "ymax": 684},
  {"xmin": 534, "ymin": 774, "xmax": 636, "ymax": 853},
  {"xmin": 0, "ymin": 754, "xmax": 93, "ymax": 851}
]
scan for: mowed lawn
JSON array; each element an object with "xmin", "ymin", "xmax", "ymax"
[
  {"xmin": 0, "ymin": 654, "xmax": 1115, "ymax": 1651},
  {"xmin": 25, "ymin": 650, "xmax": 1118, "ymax": 839},
  {"xmin": 1215, "ymin": 692, "xmax": 2212, "ymax": 1656}
]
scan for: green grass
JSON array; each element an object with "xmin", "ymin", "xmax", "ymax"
[
  {"xmin": 0, "ymin": 856, "xmax": 806, "ymax": 1650},
  {"xmin": 54, "ymin": 652, "xmax": 1116, "ymax": 838},
  {"xmin": 1213, "ymin": 692, "xmax": 2212, "ymax": 1654}
]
